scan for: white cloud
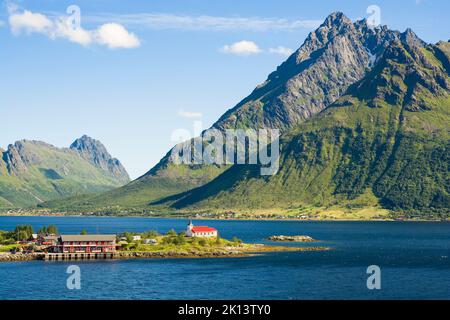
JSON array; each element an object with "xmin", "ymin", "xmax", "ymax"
[
  {"xmin": 178, "ymin": 109, "xmax": 203, "ymax": 119},
  {"xmin": 9, "ymin": 10, "xmax": 53, "ymax": 35},
  {"xmin": 269, "ymin": 46, "xmax": 294, "ymax": 57},
  {"xmin": 95, "ymin": 23, "xmax": 140, "ymax": 49},
  {"xmin": 221, "ymin": 40, "xmax": 262, "ymax": 56},
  {"xmin": 51, "ymin": 17, "xmax": 93, "ymax": 46},
  {"xmin": 85, "ymin": 13, "xmax": 322, "ymax": 32},
  {"xmin": 7, "ymin": 5, "xmax": 140, "ymax": 49}
]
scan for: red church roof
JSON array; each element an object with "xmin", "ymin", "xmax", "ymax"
[{"xmin": 192, "ymin": 226, "xmax": 217, "ymax": 233}]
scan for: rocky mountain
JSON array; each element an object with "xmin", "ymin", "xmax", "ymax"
[
  {"xmin": 0, "ymin": 136, "xmax": 130, "ymax": 208},
  {"xmin": 156, "ymin": 39, "xmax": 450, "ymax": 218},
  {"xmin": 41, "ymin": 13, "xmax": 450, "ymax": 218},
  {"xmin": 70, "ymin": 135, "xmax": 129, "ymax": 184},
  {"xmin": 213, "ymin": 12, "xmax": 401, "ymax": 131}
]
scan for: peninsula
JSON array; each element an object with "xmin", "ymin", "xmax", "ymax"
[{"xmin": 0, "ymin": 222, "xmax": 328, "ymax": 262}]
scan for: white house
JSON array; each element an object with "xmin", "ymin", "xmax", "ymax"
[
  {"xmin": 185, "ymin": 220, "xmax": 218, "ymax": 238},
  {"xmin": 142, "ymin": 239, "xmax": 157, "ymax": 245},
  {"xmin": 132, "ymin": 235, "xmax": 142, "ymax": 241}
]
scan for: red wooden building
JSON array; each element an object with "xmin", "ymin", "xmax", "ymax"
[{"xmin": 53, "ymin": 235, "xmax": 116, "ymax": 253}]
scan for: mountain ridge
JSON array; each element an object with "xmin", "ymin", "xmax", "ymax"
[
  {"xmin": 39, "ymin": 13, "xmax": 450, "ymax": 218},
  {"xmin": 0, "ymin": 136, "xmax": 130, "ymax": 208},
  {"xmin": 155, "ymin": 38, "xmax": 449, "ymax": 218},
  {"xmin": 71, "ymin": 11, "xmax": 413, "ymax": 211}
]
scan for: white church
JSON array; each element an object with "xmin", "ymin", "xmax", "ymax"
[{"xmin": 185, "ymin": 220, "xmax": 218, "ymax": 238}]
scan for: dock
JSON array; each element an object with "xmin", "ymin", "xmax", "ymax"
[{"xmin": 44, "ymin": 252, "xmax": 116, "ymax": 261}]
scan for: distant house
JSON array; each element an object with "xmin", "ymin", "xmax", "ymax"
[
  {"xmin": 52, "ymin": 235, "xmax": 116, "ymax": 253},
  {"xmin": 132, "ymin": 235, "xmax": 142, "ymax": 241},
  {"xmin": 29, "ymin": 234, "xmax": 38, "ymax": 242},
  {"xmin": 142, "ymin": 239, "xmax": 157, "ymax": 245},
  {"xmin": 186, "ymin": 220, "xmax": 218, "ymax": 238},
  {"xmin": 38, "ymin": 234, "xmax": 58, "ymax": 246}
]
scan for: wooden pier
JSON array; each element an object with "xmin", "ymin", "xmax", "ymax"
[{"xmin": 44, "ymin": 252, "xmax": 116, "ymax": 261}]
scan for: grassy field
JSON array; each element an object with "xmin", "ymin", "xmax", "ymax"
[
  {"xmin": 124, "ymin": 236, "xmax": 239, "ymax": 253},
  {"xmin": 0, "ymin": 244, "xmax": 20, "ymax": 253}
]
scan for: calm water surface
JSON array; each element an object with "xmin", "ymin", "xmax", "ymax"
[{"xmin": 0, "ymin": 216, "xmax": 449, "ymax": 300}]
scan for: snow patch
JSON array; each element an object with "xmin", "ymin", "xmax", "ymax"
[{"xmin": 365, "ymin": 47, "xmax": 377, "ymax": 68}]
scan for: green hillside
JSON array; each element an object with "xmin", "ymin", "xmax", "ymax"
[
  {"xmin": 154, "ymin": 40, "xmax": 450, "ymax": 219},
  {"xmin": 0, "ymin": 138, "xmax": 129, "ymax": 208},
  {"xmin": 41, "ymin": 162, "xmax": 226, "ymax": 213}
]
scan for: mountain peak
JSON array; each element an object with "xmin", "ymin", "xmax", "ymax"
[
  {"xmin": 70, "ymin": 135, "xmax": 130, "ymax": 184},
  {"xmin": 400, "ymin": 28, "xmax": 426, "ymax": 49},
  {"xmin": 321, "ymin": 11, "xmax": 352, "ymax": 28},
  {"xmin": 213, "ymin": 11, "xmax": 401, "ymax": 132},
  {"xmin": 73, "ymin": 134, "xmax": 96, "ymax": 144},
  {"xmin": 70, "ymin": 135, "xmax": 107, "ymax": 158}
]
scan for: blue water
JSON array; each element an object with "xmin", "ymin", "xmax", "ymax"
[{"xmin": 0, "ymin": 216, "xmax": 449, "ymax": 300}]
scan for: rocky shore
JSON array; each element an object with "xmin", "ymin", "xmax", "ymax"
[
  {"xmin": 0, "ymin": 253, "xmax": 44, "ymax": 262},
  {"xmin": 118, "ymin": 244, "xmax": 327, "ymax": 259},
  {"xmin": 116, "ymin": 250, "xmax": 246, "ymax": 259},
  {"xmin": 268, "ymin": 235, "xmax": 316, "ymax": 242},
  {"xmin": 0, "ymin": 244, "xmax": 329, "ymax": 262}
]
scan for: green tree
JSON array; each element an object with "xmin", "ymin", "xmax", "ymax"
[
  {"xmin": 38, "ymin": 226, "xmax": 48, "ymax": 235},
  {"xmin": 16, "ymin": 230, "xmax": 29, "ymax": 241},
  {"xmin": 172, "ymin": 235, "xmax": 186, "ymax": 245},
  {"xmin": 14, "ymin": 225, "xmax": 34, "ymax": 240},
  {"xmin": 232, "ymin": 237, "xmax": 242, "ymax": 244},
  {"xmin": 38, "ymin": 225, "xmax": 58, "ymax": 235},
  {"xmin": 47, "ymin": 225, "xmax": 58, "ymax": 235},
  {"xmin": 80, "ymin": 229, "xmax": 88, "ymax": 235},
  {"xmin": 124, "ymin": 232, "xmax": 133, "ymax": 243},
  {"xmin": 143, "ymin": 230, "xmax": 159, "ymax": 238}
]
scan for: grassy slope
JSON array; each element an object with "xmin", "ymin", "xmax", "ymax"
[
  {"xmin": 161, "ymin": 96, "xmax": 448, "ymax": 218},
  {"xmin": 42, "ymin": 163, "xmax": 228, "ymax": 213},
  {"xmin": 0, "ymin": 141, "xmax": 128, "ymax": 208},
  {"xmin": 158, "ymin": 43, "xmax": 450, "ymax": 219}
]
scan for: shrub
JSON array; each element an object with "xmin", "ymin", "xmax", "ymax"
[
  {"xmin": 166, "ymin": 229, "xmax": 177, "ymax": 236},
  {"xmin": 232, "ymin": 237, "xmax": 242, "ymax": 244}
]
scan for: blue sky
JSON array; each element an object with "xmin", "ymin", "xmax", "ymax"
[{"xmin": 1, "ymin": 0, "xmax": 449, "ymax": 179}]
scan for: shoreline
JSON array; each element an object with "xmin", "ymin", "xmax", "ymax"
[
  {"xmin": 0, "ymin": 213, "xmax": 447, "ymax": 222},
  {"xmin": 0, "ymin": 245, "xmax": 330, "ymax": 263}
]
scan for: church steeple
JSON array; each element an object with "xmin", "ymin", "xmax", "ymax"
[{"xmin": 187, "ymin": 220, "xmax": 194, "ymax": 232}]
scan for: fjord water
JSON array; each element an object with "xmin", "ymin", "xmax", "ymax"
[{"xmin": 0, "ymin": 217, "xmax": 449, "ymax": 300}]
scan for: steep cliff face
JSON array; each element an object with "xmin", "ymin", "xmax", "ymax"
[
  {"xmin": 2, "ymin": 143, "xmax": 28, "ymax": 176},
  {"xmin": 140, "ymin": 13, "xmax": 408, "ymax": 178},
  {"xmin": 140, "ymin": 12, "xmax": 422, "ymax": 180},
  {"xmin": 212, "ymin": 12, "xmax": 406, "ymax": 131},
  {"xmin": 70, "ymin": 135, "xmax": 130, "ymax": 184},
  {"xmin": 0, "ymin": 136, "xmax": 130, "ymax": 208}
]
